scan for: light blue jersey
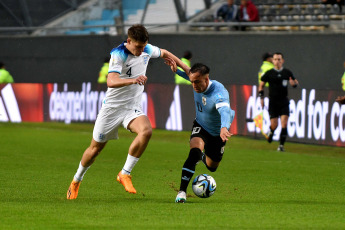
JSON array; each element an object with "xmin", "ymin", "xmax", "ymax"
[
  {"xmin": 176, "ymin": 69, "xmax": 235, "ymax": 136},
  {"xmin": 194, "ymin": 80, "xmax": 234, "ymax": 136}
]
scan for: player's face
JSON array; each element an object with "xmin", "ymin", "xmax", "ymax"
[
  {"xmin": 126, "ymin": 38, "xmax": 147, "ymax": 56},
  {"xmin": 273, "ymin": 54, "xmax": 284, "ymax": 69},
  {"xmin": 189, "ymin": 72, "xmax": 209, "ymax": 93}
]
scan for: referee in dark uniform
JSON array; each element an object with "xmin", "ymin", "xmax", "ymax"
[{"xmin": 258, "ymin": 52, "xmax": 299, "ymax": 151}]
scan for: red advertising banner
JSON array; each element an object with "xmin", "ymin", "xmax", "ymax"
[{"xmin": 1, "ymin": 83, "xmax": 344, "ymax": 147}]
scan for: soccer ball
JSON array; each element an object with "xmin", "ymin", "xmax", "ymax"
[{"xmin": 192, "ymin": 174, "xmax": 216, "ymax": 198}]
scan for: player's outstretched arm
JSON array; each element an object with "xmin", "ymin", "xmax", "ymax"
[
  {"xmin": 107, "ymin": 72, "xmax": 147, "ymax": 88},
  {"xmin": 164, "ymin": 57, "xmax": 177, "ymax": 72},
  {"xmin": 160, "ymin": 49, "xmax": 191, "ymax": 74},
  {"xmin": 164, "ymin": 57, "xmax": 190, "ymax": 81}
]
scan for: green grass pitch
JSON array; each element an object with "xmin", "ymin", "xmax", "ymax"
[{"xmin": 1, "ymin": 122, "xmax": 345, "ymax": 229}]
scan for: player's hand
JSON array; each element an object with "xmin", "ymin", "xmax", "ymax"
[
  {"xmin": 336, "ymin": 95, "xmax": 345, "ymax": 104},
  {"xmin": 134, "ymin": 75, "xmax": 147, "ymax": 85},
  {"xmin": 220, "ymin": 127, "xmax": 233, "ymax": 142},
  {"xmin": 289, "ymin": 77, "xmax": 298, "ymax": 87},
  {"xmin": 164, "ymin": 57, "xmax": 177, "ymax": 72}
]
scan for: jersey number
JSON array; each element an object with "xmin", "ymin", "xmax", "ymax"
[
  {"xmin": 126, "ymin": 67, "xmax": 132, "ymax": 77},
  {"xmin": 192, "ymin": 127, "xmax": 201, "ymax": 135},
  {"xmin": 196, "ymin": 102, "xmax": 203, "ymax": 112}
]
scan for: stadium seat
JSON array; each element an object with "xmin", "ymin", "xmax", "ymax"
[
  {"xmin": 311, "ymin": 15, "xmax": 318, "ymax": 21},
  {"xmin": 298, "ymin": 15, "xmax": 306, "ymax": 22},
  {"xmin": 330, "ymin": 4, "xmax": 341, "ymax": 14},
  {"xmin": 290, "ymin": 5, "xmax": 301, "ymax": 15},
  {"xmin": 273, "ymin": 15, "xmax": 283, "ymax": 22},
  {"xmin": 286, "ymin": 15, "xmax": 294, "ymax": 22},
  {"xmin": 101, "ymin": 9, "xmax": 120, "ymax": 20},
  {"xmin": 258, "ymin": 5, "xmax": 266, "ymax": 16},
  {"xmin": 319, "ymin": 4, "xmax": 328, "ymax": 14},
  {"xmin": 267, "ymin": 5, "xmax": 277, "ymax": 16},
  {"xmin": 261, "ymin": 15, "xmax": 269, "ymax": 22},
  {"xmin": 279, "ymin": 5, "xmax": 289, "ymax": 15},
  {"xmin": 322, "ymin": 15, "xmax": 330, "ymax": 21},
  {"xmin": 84, "ymin": 20, "xmax": 114, "ymax": 26},
  {"xmin": 305, "ymin": 5, "xmax": 315, "ymax": 15}
]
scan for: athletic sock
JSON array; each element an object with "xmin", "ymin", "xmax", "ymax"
[
  {"xmin": 179, "ymin": 148, "xmax": 202, "ymax": 192},
  {"xmin": 201, "ymin": 151, "xmax": 206, "ymax": 165},
  {"xmin": 74, "ymin": 161, "xmax": 90, "ymax": 182},
  {"xmin": 121, "ymin": 154, "xmax": 139, "ymax": 175},
  {"xmin": 280, "ymin": 128, "xmax": 287, "ymax": 146}
]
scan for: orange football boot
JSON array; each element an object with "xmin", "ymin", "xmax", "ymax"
[
  {"xmin": 67, "ymin": 179, "xmax": 81, "ymax": 199},
  {"xmin": 117, "ymin": 171, "xmax": 137, "ymax": 194}
]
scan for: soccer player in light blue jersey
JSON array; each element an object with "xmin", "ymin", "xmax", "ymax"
[
  {"xmin": 67, "ymin": 25, "xmax": 184, "ymax": 199},
  {"xmin": 165, "ymin": 58, "xmax": 235, "ymax": 203}
]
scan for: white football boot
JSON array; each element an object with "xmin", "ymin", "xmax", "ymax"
[{"xmin": 175, "ymin": 191, "xmax": 186, "ymax": 203}]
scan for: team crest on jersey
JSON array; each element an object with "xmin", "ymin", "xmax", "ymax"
[
  {"xmin": 282, "ymin": 80, "xmax": 288, "ymax": 87},
  {"xmin": 143, "ymin": 56, "xmax": 149, "ymax": 65},
  {"xmin": 202, "ymin": 96, "xmax": 206, "ymax": 105}
]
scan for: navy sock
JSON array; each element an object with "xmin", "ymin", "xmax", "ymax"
[
  {"xmin": 179, "ymin": 148, "xmax": 202, "ymax": 192},
  {"xmin": 280, "ymin": 128, "xmax": 287, "ymax": 145}
]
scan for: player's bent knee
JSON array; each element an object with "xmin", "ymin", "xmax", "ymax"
[
  {"xmin": 189, "ymin": 148, "xmax": 202, "ymax": 159},
  {"xmin": 138, "ymin": 126, "xmax": 152, "ymax": 139},
  {"xmin": 206, "ymin": 165, "xmax": 218, "ymax": 172},
  {"xmin": 142, "ymin": 128, "xmax": 152, "ymax": 139}
]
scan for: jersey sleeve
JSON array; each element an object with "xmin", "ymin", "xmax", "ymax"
[
  {"xmin": 215, "ymin": 92, "xmax": 234, "ymax": 129},
  {"xmin": 144, "ymin": 44, "xmax": 161, "ymax": 58},
  {"xmin": 260, "ymin": 71, "xmax": 269, "ymax": 82},
  {"xmin": 287, "ymin": 69, "xmax": 295, "ymax": 80},
  {"xmin": 108, "ymin": 48, "xmax": 127, "ymax": 74},
  {"xmin": 217, "ymin": 105, "xmax": 235, "ymax": 130},
  {"xmin": 175, "ymin": 69, "xmax": 190, "ymax": 81}
]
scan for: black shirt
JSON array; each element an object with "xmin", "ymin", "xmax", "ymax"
[{"xmin": 261, "ymin": 68, "xmax": 295, "ymax": 103}]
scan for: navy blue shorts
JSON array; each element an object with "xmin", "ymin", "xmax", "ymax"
[{"xmin": 190, "ymin": 120, "xmax": 226, "ymax": 162}]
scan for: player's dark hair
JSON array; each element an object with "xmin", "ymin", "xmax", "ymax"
[
  {"xmin": 274, "ymin": 52, "xmax": 284, "ymax": 58},
  {"xmin": 190, "ymin": 63, "xmax": 210, "ymax": 76},
  {"xmin": 0, "ymin": 62, "xmax": 4, "ymax": 68},
  {"xmin": 127, "ymin": 24, "xmax": 149, "ymax": 43},
  {"xmin": 262, "ymin": 52, "xmax": 272, "ymax": 61},
  {"xmin": 183, "ymin": 50, "xmax": 192, "ymax": 60}
]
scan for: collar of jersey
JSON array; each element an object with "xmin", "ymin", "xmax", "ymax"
[
  {"xmin": 202, "ymin": 80, "xmax": 213, "ymax": 95},
  {"xmin": 123, "ymin": 42, "xmax": 135, "ymax": 56},
  {"xmin": 274, "ymin": 67, "xmax": 284, "ymax": 72}
]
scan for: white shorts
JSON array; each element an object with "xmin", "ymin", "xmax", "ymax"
[{"xmin": 93, "ymin": 106, "xmax": 145, "ymax": 142}]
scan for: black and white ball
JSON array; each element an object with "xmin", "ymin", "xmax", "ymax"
[{"xmin": 192, "ymin": 174, "xmax": 216, "ymax": 198}]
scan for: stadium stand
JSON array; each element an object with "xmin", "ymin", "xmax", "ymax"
[
  {"xmin": 65, "ymin": 0, "xmax": 208, "ymax": 35},
  {"xmin": 0, "ymin": 0, "xmax": 87, "ymax": 34},
  {"xmin": 193, "ymin": 0, "xmax": 345, "ymax": 31},
  {"xmin": 0, "ymin": 0, "xmax": 344, "ymax": 35}
]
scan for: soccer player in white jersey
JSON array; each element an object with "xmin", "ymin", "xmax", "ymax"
[
  {"xmin": 165, "ymin": 58, "xmax": 235, "ymax": 203},
  {"xmin": 67, "ymin": 24, "xmax": 182, "ymax": 199}
]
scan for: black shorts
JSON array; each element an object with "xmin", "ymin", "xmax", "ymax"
[
  {"xmin": 190, "ymin": 120, "xmax": 226, "ymax": 162},
  {"xmin": 268, "ymin": 99, "xmax": 290, "ymax": 119}
]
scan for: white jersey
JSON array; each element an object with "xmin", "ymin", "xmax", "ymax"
[{"xmin": 104, "ymin": 42, "xmax": 161, "ymax": 108}]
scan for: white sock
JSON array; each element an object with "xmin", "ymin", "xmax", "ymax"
[
  {"xmin": 121, "ymin": 154, "xmax": 139, "ymax": 175},
  {"xmin": 74, "ymin": 162, "xmax": 90, "ymax": 182}
]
